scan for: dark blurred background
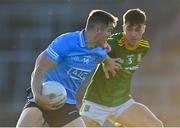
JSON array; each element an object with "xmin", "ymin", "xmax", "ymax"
[{"xmin": 0, "ymin": 0, "xmax": 180, "ymax": 126}]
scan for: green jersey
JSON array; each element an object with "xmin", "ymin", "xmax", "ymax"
[{"xmin": 84, "ymin": 32, "xmax": 150, "ymax": 107}]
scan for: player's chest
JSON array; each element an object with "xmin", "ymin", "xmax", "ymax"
[
  {"xmin": 67, "ymin": 55, "xmax": 101, "ymax": 65},
  {"xmin": 119, "ymin": 53, "xmax": 142, "ymax": 66},
  {"xmin": 111, "ymin": 49, "xmax": 143, "ymax": 66},
  {"xmin": 64, "ymin": 47, "xmax": 106, "ymax": 67}
]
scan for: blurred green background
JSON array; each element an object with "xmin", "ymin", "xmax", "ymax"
[{"xmin": 0, "ymin": 0, "xmax": 180, "ymax": 126}]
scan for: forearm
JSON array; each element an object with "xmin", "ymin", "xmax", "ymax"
[
  {"xmin": 29, "ymin": 52, "xmax": 60, "ymax": 110},
  {"xmin": 31, "ymin": 53, "xmax": 56, "ymax": 101},
  {"xmin": 31, "ymin": 67, "xmax": 45, "ymax": 98},
  {"xmin": 31, "ymin": 66, "xmax": 51, "ymax": 108}
]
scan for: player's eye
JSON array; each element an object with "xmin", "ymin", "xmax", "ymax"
[{"xmin": 126, "ymin": 28, "xmax": 133, "ymax": 31}]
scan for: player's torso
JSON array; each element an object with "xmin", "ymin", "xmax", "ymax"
[
  {"xmin": 44, "ymin": 36, "xmax": 107, "ymax": 104},
  {"xmin": 85, "ymin": 32, "xmax": 149, "ymax": 106}
]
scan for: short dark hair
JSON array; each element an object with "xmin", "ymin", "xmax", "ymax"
[
  {"xmin": 86, "ymin": 9, "xmax": 118, "ymax": 30},
  {"xmin": 123, "ymin": 8, "xmax": 146, "ymax": 25}
]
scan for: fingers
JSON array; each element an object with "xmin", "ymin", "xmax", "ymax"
[
  {"xmin": 115, "ymin": 63, "xmax": 121, "ymax": 68},
  {"xmin": 46, "ymin": 101, "xmax": 64, "ymax": 110},
  {"xmin": 103, "ymin": 66, "xmax": 109, "ymax": 79},
  {"xmin": 104, "ymin": 68, "xmax": 117, "ymax": 78},
  {"xmin": 113, "ymin": 58, "xmax": 121, "ymax": 61},
  {"xmin": 113, "ymin": 58, "xmax": 121, "ymax": 66},
  {"xmin": 51, "ymin": 103, "xmax": 64, "ymax": 110},
  {"xmin": 109, "ymin": 60, "xmax": 120, "ymax": 71},
  {"xmin": 102, "ymin": 64, "xmax": 110, "ymax": 79},
  {"xmin": 104, "ymin": 69, "xmax": 110, "ymax": 79},
  {"xmin": 49, "ymin": 96, "xmax": 66, "ymax": 110},
  {"xmin": 113, "ymin": 64, "xmax": 120, "ymax": 70},
  {"xmin": 38, "ymin": 96, "xmax": 65, "ymax": 110},
  {"xmin": 103, "ymin": 65, "xmax": 117, "ymax": 79},
  {"xmin": 111, "ymin": 69, "xmax": 117, "ymax": 77},
  {"xmin": 102, "ymin": 57, "xmax": 122, "ymax": 79}
]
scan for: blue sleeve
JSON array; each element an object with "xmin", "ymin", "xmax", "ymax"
[{"xmin": 44, "ymin": 35, "xmax": 70, "ymax": 63}]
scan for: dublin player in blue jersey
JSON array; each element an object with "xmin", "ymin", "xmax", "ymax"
[{"xmin": 16, "ymin": 9, "xmax": 118, "ymax": 127}]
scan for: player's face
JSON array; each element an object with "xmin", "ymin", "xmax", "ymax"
[
  {"xmin": 95, "ymin": 23, "xmax": 114, "ymax": 48},
  {"xmin": 123, "ymin": 22, "xmax": 146, "ymax": 46}
]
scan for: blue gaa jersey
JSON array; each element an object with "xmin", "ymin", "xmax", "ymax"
[{"xmin": 43, "ymin": 30, "xmax": 107, "ymax": 104}]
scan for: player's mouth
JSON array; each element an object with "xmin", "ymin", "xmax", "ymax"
[{"xmin": 129, "ymin": 38, "xmax": 138, "ymax": 43}]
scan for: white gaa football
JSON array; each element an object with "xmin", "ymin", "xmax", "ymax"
[{"xmin": 42, "ymin": 81, "xmax": 67, "ymax": 104}]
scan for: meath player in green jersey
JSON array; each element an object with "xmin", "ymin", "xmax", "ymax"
[{"xmin": 80, "ymin": 8, "xmax": 163, "ymax": 127}]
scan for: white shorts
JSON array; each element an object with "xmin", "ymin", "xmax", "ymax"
[{"xmin": 80, "ymin": 99, "xmax": 135, "ymax": 126}]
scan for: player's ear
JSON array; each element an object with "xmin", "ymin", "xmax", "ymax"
[
  {"xmin": 95, "ymin": 25, "xmax": 101, "ymax": 33},
  {"xmin": 122, "ymin": 25, "xmax": 125, "ymax": 32},
  {"xmin": 142, "ymin": 25, "xmax": 146, "ymax": 34}
]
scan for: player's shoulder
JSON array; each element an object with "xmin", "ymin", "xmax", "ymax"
[
  {"xmin": 52, "ymin": 31, "xmax": 80, "ymax": 47},
  {"xmin": 57, "ymin": 31, "xmax": 80, "ymax": 41},
  {"xmin": 139, "ymin": 36, "xmax": 150, "ymax": 49}
]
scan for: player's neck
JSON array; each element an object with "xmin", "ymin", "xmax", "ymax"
[{"xmin": 124, "ymin": 39, "xmax": 139, "ymax": 50}]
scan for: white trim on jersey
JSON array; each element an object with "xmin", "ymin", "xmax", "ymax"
[
  {"xmin": 79, "ymin": 30, "xmax": 86, "ymax": 47},
  {"xmin": 47, "ymin": 47, "xmax": 59, "ymax": 59},
  {"xmin": 69, "ymin": 66, "xmax": 92, "ymax": 72}
]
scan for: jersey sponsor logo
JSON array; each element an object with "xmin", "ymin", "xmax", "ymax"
[
  {"xmin": 67, "ymin": 67, "xmax": 90, "ymax": 81},
  {"xmin": 117, "ymin": 54, "xmax": 140, "ymax": 71},
  {"xmin": 124, "ymin": 65, "xmax": 139, "ymax": 70}
]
